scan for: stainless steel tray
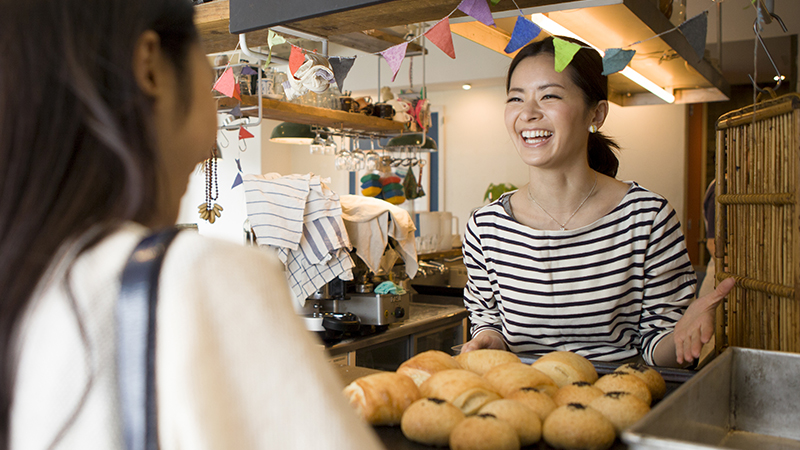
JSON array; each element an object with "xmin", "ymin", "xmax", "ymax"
[{"xmin": 623, "ymin": 347, "xmax": 800, "ymax": 450}]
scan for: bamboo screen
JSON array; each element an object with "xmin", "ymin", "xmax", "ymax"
[{"xmin": 715, "ymin": 93, "xmax": 800, "ymax": 353}]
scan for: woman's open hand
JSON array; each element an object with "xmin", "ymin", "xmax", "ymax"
[
  {"xmin": 460, "ymin": 329, "xmax": 507, "ymax": 354},
  {"xmin": 673, "ymin": 277, "xmax": 735, "ymax": 364}
]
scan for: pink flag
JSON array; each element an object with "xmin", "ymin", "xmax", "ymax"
[
  {"xmin": 289, "ymin": 45, "xmax": 305, "ymax": 77},
  {"xmin": 457, "ymin": 0, "xmax": 494, "ymax": 27},
  {"xmin": 239, "ymin": 126, "xmax": 254, "ymax": 140},
  {"xmin": 212, "ymin": 67, "xmax": 236, "ymax": 98},
  {"xmin": 425, "ymin": 17, "xmax": 455, "ymax": 59},
  {"xmin": 380, "ymin": 42, "xmax": 409, "ymax": 82}
]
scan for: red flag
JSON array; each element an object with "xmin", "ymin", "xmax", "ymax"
[
  {"xmin": 289, "ymin": 45, "xmax": 305, "ymax": 77},
  {"xmin": 232, "ymin": 81, "xmax": 241, "ymax": 101},
  {"xmin": 212, "ymin": 67, "xmax": 236, "ymax": 98},
  {"xmin": 239, "ymin": 126, "xmax": 254, "ymax": 140},
  {"xmin": 425, "ymin": 17, "xmax": 455, "ymax": 59}
]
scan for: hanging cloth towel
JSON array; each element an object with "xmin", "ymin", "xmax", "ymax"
[{"xmin": 243, "ymin": 173, "xmax": 310, "ymax": 250}]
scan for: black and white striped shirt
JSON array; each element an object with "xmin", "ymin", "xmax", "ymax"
[{"xmin": 462, "ymin": 182, "xmax": 696, "ymax": 364}]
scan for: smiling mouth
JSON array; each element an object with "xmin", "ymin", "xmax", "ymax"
[{"xmin": 520, "ymin": 129, "xmax": 553, "ymax": 145}]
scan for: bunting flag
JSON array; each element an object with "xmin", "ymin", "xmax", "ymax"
[
  {"xmin": 601, "ymin": 48, "xmax": 636, "ymax": 76},
  {"xmin": 504, "ymin": 16, "xmax": 541, "ymax": 54},
  {"xmin": 553, "ymin": 37, "xmax": 581, "ymax": 72},
  {"xmin": 239, "ymin": 126, "xmax": 254, "ymax": 140},
  {"xmin": 232, "ymin": 172, "xmax": 243, "ymax": 189},
  {"xmin": 212, "ymin": 67, "xmax": 236, "ymax": 98},
  {"xmin": 268, "ymin": 30, "xmax": 286, "ymax": 49},
  {"xmin": 457, "ymin": 0, "xmax": 494, "ymax": 27},
  {"xmin": 289, "ymin": 45, "xmax": 305, "ymax": 77},
  {"xmin": 235, "ymin": 158, "xmax": 243, "ymax": 172},
  {"xmin": 425, "ymin": 17, "xmax": 456, "ymax": 59},
  {"xmin": 329, "ymin": 56, "xmax": 356, "ymax": 91},
  {"xmin": 241, "ymin": 65, "xmax": 258, "ymax": 76},
  {"xmin": 490, "ymin": 0, "xmax": 500, "ymax": 4},
  {"xmin": 232, "ymin": 82, "xmax": 241, "ymax": 101},
  {"xmin": 230, "ymin": 104, "xmax": 242, "ymax": 118},
  {"xmin": 380, "ymin": 42, "xmax": 409, "ymax": 82},
  {"xmin": 679, "ymin": 11, "xmax": 708, "ymax": 61}
]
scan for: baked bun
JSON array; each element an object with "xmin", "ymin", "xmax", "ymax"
[
  {"xmin": 531, "ymin": 351, "xmax": 599, "ymax": 387},
  {"xmin": 552, "ymin": 381, "xmax": 605, "ymax": 407},
  {"xmin": 419, "ymin": 369, "xmax": 502, "ymax": 415},
  {"xmin": 484, "ymin": 362, "xmax": 557, "ymax": 398},
  {"xmin": 594, "ymin": 373, "xmax": 652, "ymax": 406},
  {"xmin": 449, "ymin": 414, "xmax": 521, "ymax": 450},
  {"xmin": 401, "ymin": 398, "xmax": 465, "ymax": 446},
  {"xmin": 614, "ymin": 363, "xmax": 666, "ymax": 400},
  {"xmin": 455, "ymin": 349, "xmax": 521, "ymax": 376},
  {"xmin": 543, "ymin": 403, "xmax": 616, "ymax": 450},
  {"xmin": 507, "ymin": 387, "xmax": 557, "ymax": 421},
  {"xmin": 588, "ymin": 391, "xmax": 650, "ymax": 434},
  {"xmin": 343, "ymin": 372, "xmax": 420, "ymax": 425},
  {"xmin": 478, "ymin": 399, "xmax": 542, "ymax": 446},
  {"xmin": 397, "ymin": 350, "xmax": 463, "ymax": 386}
]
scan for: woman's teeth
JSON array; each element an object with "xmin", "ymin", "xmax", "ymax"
[{"xmin": 521, "ymin": 130, "xmax": 553, "ymax": 143}]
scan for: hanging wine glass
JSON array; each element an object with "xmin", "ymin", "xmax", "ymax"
[
  {"xmin": 324, "ymin": 131, "xmax": 337, "ymax": 156},
  {"xmin": 309, "ymin": 128, "xmax": 325, "ymax": 155},
  {"xmin": 365, "ymin": 135, "xmax": 380, "ymax": 171}
]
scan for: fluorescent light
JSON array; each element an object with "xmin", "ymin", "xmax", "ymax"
[
  {"xmin": 530, "ymin": 13, "xmax": 675, "ymax": 104},
  {"xmin": 462, "ymin": 83, "xmax": 472, "ymax": 90}
]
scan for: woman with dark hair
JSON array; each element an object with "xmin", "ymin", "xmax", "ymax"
[
  {"xmin": 0, "ymin": 1, "xmax": 382, "ymax": 448},
  {"xmin": 460, "ymin": 36, "xmax": 734, "ymax": 367}
]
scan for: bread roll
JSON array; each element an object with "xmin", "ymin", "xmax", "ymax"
[
  {"xmin": 478, "ymin": 399, "xmax": 542, "ymax": 446},
  {"xmin": 531, "ymin": 351, "xmax": 599, "ymax": 387},
  {"xmin": 543, "ymin": 403, "xmax": 616, "ymax": 450},
  {"xmin": 397, "ymin": 350, "xmax": 463, "ymax": 386},
  {"xmin": 420, "ymin": 369, "xmax": 502, "ymax": 415},
  {"xmin": 484, "ymin": 362, "xmax": 557, "ymax": 398},
  {"xmin": 449, "ymin": 414, "xmax": 521, "ymax": 450},
  {"xmin": 614, "ymin": 363, "xmax": 666, "ymax": 400},
  {"xmin": 594, "ymin": 373, "xmax": 652, "ymax": 406},
  {"xmin": 552, "ymin": 381, "xmax": 605, "ymax": 407},
  {"xmin": 401, "ymin": 398, "xmax": 465, "ymax": 446},
  {"xmin": 455, "ymin": 349, "xmax": 521, "ymax": 376},
  {"xmin": 342, "ymin": 372, "xmax": 420, "ymax": 425},
  {"xmin": 588, "ymin": 391, "xmax": 650, "ymax": 434},
  {"xmin": 507, "ymin": 387, "xmax": 557, "ymax": 421}
]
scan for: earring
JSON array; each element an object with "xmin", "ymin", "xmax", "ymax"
[{"xmin": 588, "ymin": 125, "xmax": 598, "ymax": 133}]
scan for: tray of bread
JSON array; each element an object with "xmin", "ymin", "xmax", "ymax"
[{"xmin": 342, "ymin": 349, "xmax": 692, "ymax": 450}]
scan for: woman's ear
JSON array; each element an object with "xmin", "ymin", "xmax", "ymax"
[
  {"xmin": 131, "ymin": 30, "xmax": 164, "ymax": 97},
  {"xmin": 591, "ymin": 100, "xmax": 609, "ymax": 130}
]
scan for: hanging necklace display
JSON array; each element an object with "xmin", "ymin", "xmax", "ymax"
[
  {"xmin": 198, "ymin": 145, "xmax": 223, "ymax": 223},
  {"xmin": 527, "ymin": 172, "xmax": 597, "ymax": 231}
]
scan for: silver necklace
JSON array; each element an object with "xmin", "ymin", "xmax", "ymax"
[{"xmin": 527, "ymin": 172, "xmax": 598, "ymax": 231}]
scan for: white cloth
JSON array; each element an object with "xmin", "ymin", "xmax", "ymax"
[
  {"xmin": 283, "ymin": 54, "xmax": 335, "ymax": 101},
  {"xmin": 243, "ymin": 173, "xmax": 309, "ymax": 250},
  {"xmin": 340, "ymin": 195, "xmax": 418, "ymax": 279},
  {"xmin": 11, "ymin": 223, "xmax": 382, "ymax": 450}
]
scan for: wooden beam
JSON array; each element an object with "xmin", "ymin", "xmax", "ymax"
[{"xmin": 450, "ymin": 21, "xmax": 517, "ymax": 60}]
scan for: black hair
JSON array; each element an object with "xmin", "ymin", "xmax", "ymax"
[{"xmin": 506, "ymin": 36, "xmax": 620, "ymax": 178}]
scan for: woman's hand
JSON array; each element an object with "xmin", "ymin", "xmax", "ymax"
[
  {"xmin": 673, "ymin": 277, "xmax": 735, "ymax": 364},
  {"xmin": 460, "ymin": 329, "xmax": 507, "ymax": 354}
]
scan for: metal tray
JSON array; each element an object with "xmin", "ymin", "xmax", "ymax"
[{"xmin": 623, "ymin": 347, "xmax": 800, "ymax": 450}]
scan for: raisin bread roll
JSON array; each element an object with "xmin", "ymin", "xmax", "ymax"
[
  {"xmin": 507, "ymin": 387, "xmax": 557, "ymax": 421},
  {"xmin": 397, "ymin": 350, "xmax": 463, "ymax": 386},
  {"xmin": 553, "ymin": 381, "xmax": 605, "ymax": 407},
  {"xmin": 455, "ymin": 349, "xmax": 521, "ymax": 376},
  {"xmin": 478, "ymin": 399, "xmax": 542, "ymax": 446},
  {"xmin": 614, "ymin": 363, "xmax": 666, "ymax": 400},
  {"xmin": 531, "ymin": 351, "xmax": 598, "ymax": 387},
  {"xmin": 419, "ymin": 369, "xmax": 502, "ymax": 415},
  {"xmin": 449, "ymin": 414, "xmax": 521, "ymax": 450},
  {"xmin": 588, "ymin": 391, "xmax": 650, "ymax": 434},
  {"xmin": 594, "ymin": 373, "xmax": 652, "ymax": 406},
  {"xmin": 483, "ymin": 362, "xmax": 557, "ymax": 398},
  {"xmin": 342, "ymin": 372, "xmax": 421, "ymax": 425},
  {"xmin": 401, "ymin": 398, "xmax": 465, "ymax": 446},
  {"xmin": 543, "ymin": 403, "xmax": 616, "ymax": 450}
]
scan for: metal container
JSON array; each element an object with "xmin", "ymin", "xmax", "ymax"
[
  {"xmin": 623, "ymin": 347, "xmax": 800, "ymax": 450},
  {"xmin": 339, "ymin": 292, "xmax": 410, "ymax": 326}
]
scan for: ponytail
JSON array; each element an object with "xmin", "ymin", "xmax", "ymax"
[{"xmin": 588, "ymin": 132, "xmax": 620, "ymax": 178}]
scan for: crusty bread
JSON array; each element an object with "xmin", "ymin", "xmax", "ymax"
[
  {"xmin": 588, "ymin": 391, "xmax": 650, "ymax": 434},
  {"xmin": 483, "ymin": 362, "xmax": 557, "ymax": 398},
  {"xmin": 507, "ymin": 387, "xmax": 557, "ymax": 422},
  {"xmin": 455, "ymin": 349, "xmax": 521, "ymax": 376},
  {"xmin": 342, "ymin": 372, "xmax": 421, "ymax": 425},
  {"xmin": 397, "ymin": 350, "xmax": 463, "ymax": 386},
  {"xmin": 594, "ymin": 373, "xmax": 652, "ymax": 406},
  {"xmin": 401, "ymin": 398, "xmax": 465, "ymax": 446},
  {"xmin": 478, "ymin": 399, "xmax": 542, "ymax": 446},
  {"xmin": 614, "ymin": 363, "xmax": 666, "ymax": 400},
  {"xmin": 419, "ymin": 369, "xmax": 502, "ymax": 415},
  {"xmin": 543, "ymin": 403, "xmax": 616, "ymax": 450},
  {"xmin": 552, "ymin": 381, "xmax": 605, "ymax": 407},
  {"xmin": 531, "ymin": 351, "xmax": 599, "ymax": 387},
  {"xmin": 449, "ymin": 414, "xmax": 521, "ymax": 450}
]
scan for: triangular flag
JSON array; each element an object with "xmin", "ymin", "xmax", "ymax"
[
  {"xmin": 425, "ymin": 17, "xmax": 456, "ymax": 59},
  {"xmin": 457, "ymin": 0, "xmax": 494, "ymax": 27},
  {"xmin": 380, "ymin": 42, "xmax": 409, "ymax": 82},
  {"xmin": 601, "ymin": 48, "xmax": 636, "ymax": 75},
  {"xmin": 232, "ymin": 81, "xmax": 241, "ymax": 100},
  {"xmin": 679, "ymin": 11, "xmax": 708, "ymax": 61},
  {"xmin": 504, "ymin": 16, "xmax": 541, "ymax": 54},
  {"xmin": 235, "ymin": 158, "xmax": 243, "ymax": 172},
  {"xmin": 289, "ymin": 45, "xmax": 305, "ymax": 77},
  {"xmin": 490, "ymin": 0, "xmax": 500, "ymax": 4},
  {"xmin": 553, "ymin": 37, "xmax": 581, "ymax": 72},
  {"xmin": 241, "ymin": 66, "xmax": 257, "ymax": 76},
  {"xmin": 230, "ymin": 104, "xmax": 242, "ymax": 118},
  {"xmin": 239, "ymin": 126, "xmax": 254, "ymax": 140},
  {"xmin": 329, "ymin": 56, "xmax": 356, "ymax": 91},
  {"xmin": 231, "ymin": 172, "xmax": 243, "ymax": 189},
  {"xmin": 212, "ymin": 67, "xmax": 236, "ymax": 98},
  {"xmin": 268, "ymin": 30, "xmax": 286, "ymax": 49}
]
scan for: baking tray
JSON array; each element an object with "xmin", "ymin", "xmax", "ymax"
[{"xmin": 623, "ymin": 347, "xmax": 800, "ymax": 450}]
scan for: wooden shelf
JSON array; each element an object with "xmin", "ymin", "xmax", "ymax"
[{"xmin": 219, "ymin": 96, "xmax": 406, "ymax": 134}]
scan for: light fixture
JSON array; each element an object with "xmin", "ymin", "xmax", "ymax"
[
  {"xmin": 462, "ymin": 83, "xmax": 472, "ymax": 90},
  {"xmin": 269, "ymin": 122, "xmax": 317, "ymax": 144},
  {"xmin": 384, "ymin": 133, "xmax": 438, "ymax": 152},
  {"xmin": 530, "ymin": 13, "xmax": 676, "ymax": 104}
]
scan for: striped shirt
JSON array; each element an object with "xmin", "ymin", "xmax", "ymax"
[{"xmin": 463, "ymin": 182, "xmax": 696, "ymax": 365}]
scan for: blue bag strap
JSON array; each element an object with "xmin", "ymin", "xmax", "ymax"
[{"xmin": 117, "ymin": 228, "xmax": 181, "ymax": 450}]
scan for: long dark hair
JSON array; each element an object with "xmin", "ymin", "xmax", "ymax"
[
  {"xmin": 506, "ymin": 36, "xmax": 620, "ymax": 177},
  {"xmin": 0, "ymin": 0, "xmax": 198, "ymax": 446}
]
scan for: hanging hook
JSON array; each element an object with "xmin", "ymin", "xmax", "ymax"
[
  {"xmin": 749, "ymin": 10, "xmax": 788, "ymax": 93},
  {"xmin": 218, "ymin": 131, "xmax": 230, "ymax": 148},
  {"xmin": 239, "ymin": 138, "xmax": 248, "ymax": 152}
]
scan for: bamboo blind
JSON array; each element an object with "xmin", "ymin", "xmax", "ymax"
[{"xmin": 715, "ymin": 93, "xmax": 800, "ymax": 353}]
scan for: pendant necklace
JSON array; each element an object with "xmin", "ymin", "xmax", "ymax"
[
  {"xmin": 198, "ymin": 146, "xmax": 223, "ymax": 223},
  {"xmin": 527, "ymin": 172, "xmax": 598, "ymax": 231}
]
